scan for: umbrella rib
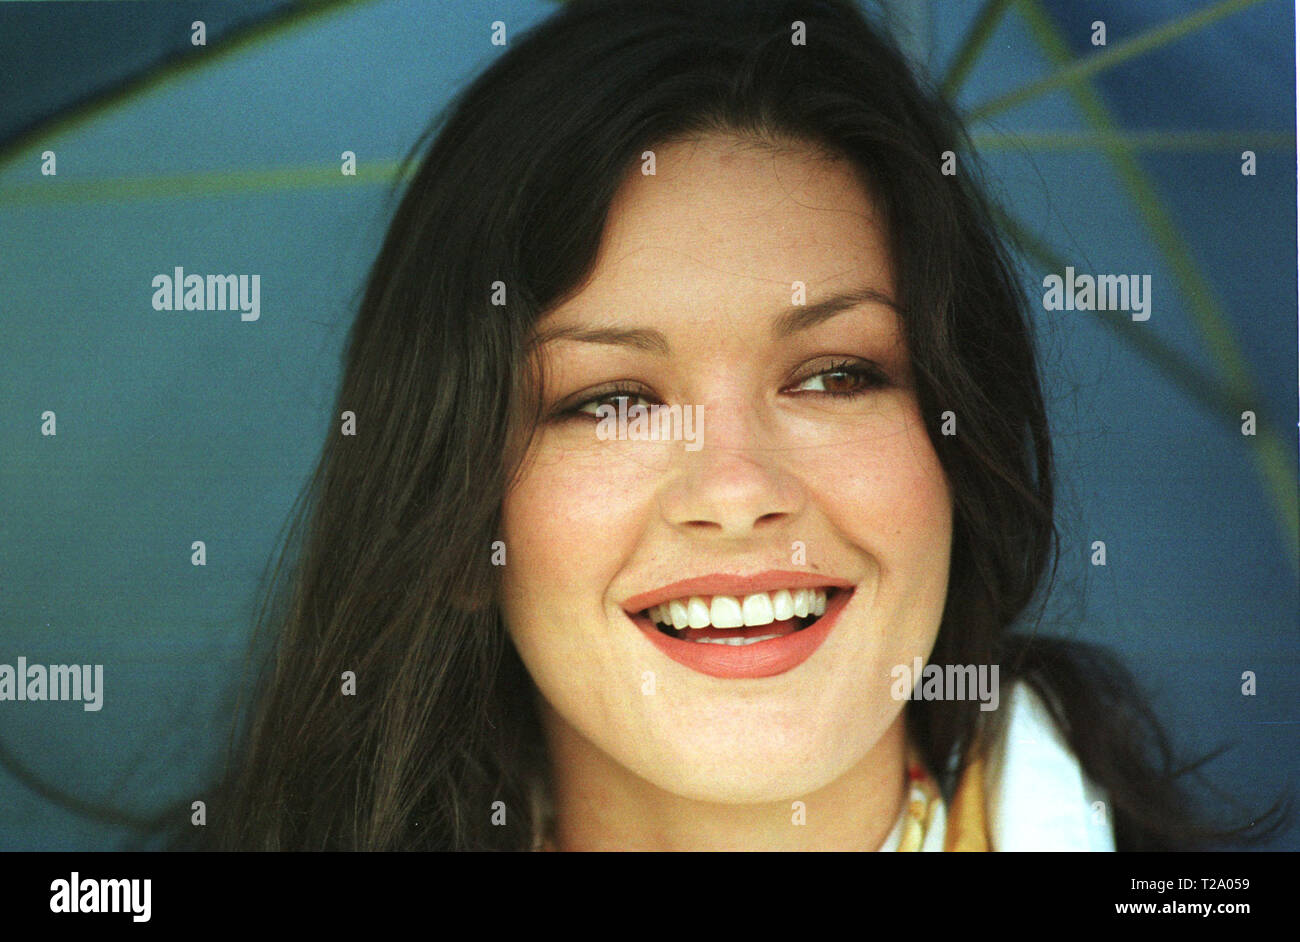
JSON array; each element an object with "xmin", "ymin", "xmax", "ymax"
[
  {"xmin": 1003, "ymin": 0, "xmax": 1298, "ymax": 565},
  {"xmin": 0, "ymin": 0, "xmax": 379, "ymax": 170},
  {"xmin": 965, "ymin": 0, "xmax": 1267, "ymax": 124},
  {"xmin": 995, "ymin": 206, "xmax": 1276, "ymax": 431},
  {"xmin": 969, "ymin": 129, "xmax": 1295, "ymax": 152},
  {"xmin": 941, "ymin": 0, "xmax": 1015, "ymax": 97}
]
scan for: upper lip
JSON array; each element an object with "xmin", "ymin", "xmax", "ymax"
[{"xmin": 621, "ymin": 570, "xmax": 854, "ymax": 614}]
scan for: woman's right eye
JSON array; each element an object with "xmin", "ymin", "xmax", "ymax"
[{"xmin": 566, "ymin": 389, "xmax": 656, "ymax": 419}]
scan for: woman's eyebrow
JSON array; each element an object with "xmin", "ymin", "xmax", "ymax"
[
  {"xmin": 771, "ymin": 285, "xmax": 899, "ymax": 338},
  {"xmin": 529, "ymin": 323, "xmax": 670, "ymax": 355},
  {"xmin": 530, "ymin": 285, "xmax": 898, "ymax": 354}
]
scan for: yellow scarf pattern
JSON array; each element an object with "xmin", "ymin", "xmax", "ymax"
[{"xmin": 898, "ymin": 742, "xmax": 989, "ymax": 852}]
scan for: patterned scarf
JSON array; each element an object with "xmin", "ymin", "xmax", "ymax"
[{"xmin": 896, "ymin": 742, "xmax": 988, "ymax": 851}]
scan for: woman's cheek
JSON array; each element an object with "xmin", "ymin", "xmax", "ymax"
[
  {"xmin": 502, "ymin": 438, "xmax": 662, "ymax": 608},
  {"xmin": 784, "ymin": 403, "xmax": 941, "ymax": 517}
]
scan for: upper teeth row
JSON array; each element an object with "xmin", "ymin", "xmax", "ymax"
[{"xmin": 648, "ymin": 589, "xmax": 829, "ymax": 630}]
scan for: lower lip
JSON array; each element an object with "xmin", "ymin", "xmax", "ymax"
[{"xmin": 631, "ymin": 588, "xmax": 854, "ymax": 679}]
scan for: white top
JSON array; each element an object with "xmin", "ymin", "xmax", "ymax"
[{"xmin": 878, "ymin": 682, "xmax": 1115, "ymax": 851}]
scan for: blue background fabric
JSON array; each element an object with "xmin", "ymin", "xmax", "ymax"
[{"xmin": 0, "ymin": 0, "xmax": 1295, "ymax": 850}]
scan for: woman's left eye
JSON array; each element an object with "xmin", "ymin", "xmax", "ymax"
[{"xmin": 788, "ymin": 360, "xmax": 888, "ymax": 397}]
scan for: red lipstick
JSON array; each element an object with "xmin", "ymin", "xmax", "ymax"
[
  {"xmin": 622, "ymin": 571, "xmax": 853, "ymax": 615},
  {"xmin": 629, "ymin": 583, "xmax": 854, "ymax": 679}
]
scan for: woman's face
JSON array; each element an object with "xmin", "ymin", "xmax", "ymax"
[{"xmin": 499, "ymin": 133, "xmax": 953, "ymax": 804}]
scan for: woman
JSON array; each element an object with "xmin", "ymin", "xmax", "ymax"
[{"xmin": 202, "ymin": 0, "xmax": 1281, "ymax": 851}]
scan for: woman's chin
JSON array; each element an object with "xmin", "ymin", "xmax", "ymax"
[{"xmin": 628, "ymin": 740, "xmax": 861, "ymax": 806}]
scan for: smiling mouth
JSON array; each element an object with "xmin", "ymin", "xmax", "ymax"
[{"xmin": 638, "ymin": 587, "xmax": 838, "ymax": 645}]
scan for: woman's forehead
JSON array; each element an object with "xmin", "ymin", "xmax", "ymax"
[{"xmin": 535, "ymin": 135, "xmax": 896, "ymax": 335}]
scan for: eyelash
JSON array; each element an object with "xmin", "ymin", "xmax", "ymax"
[
  {"xmin": 794, "ymin": 359, "xmax": 888, "ymax": 398},
  {"xmin": 557, "ymin": 359, "xmax": 888, "ymax": 419}
]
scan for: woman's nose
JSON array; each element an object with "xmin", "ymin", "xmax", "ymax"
[{"xmin": 656, "ymin": 405, "xmax": 806, "ymax": 538}]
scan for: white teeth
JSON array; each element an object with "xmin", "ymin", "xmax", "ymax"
[
  {"xmin": 793, "ymin": 590, "xmax": 810, "ymax": 618},
  {"xmin": 644, "ymin": 588, "xmax": 833, "ymax": 630},
  {"xmin": 708, "ymin": 595, "xmax": 744, "ymax": 628},
  {"xmin": 668, "ymin": 599, "xmax": 690, "ymax": 629},
  {"xmin": 694, "ymin": 634, "xmax": 780, "ymax": 645},
  {"xmin": 687, "ymin": 596, "xmax": 711, "ymax": 629},
  {"xmin": 741, "ymin": 593, "xmax": 774, "ymax": 626}
]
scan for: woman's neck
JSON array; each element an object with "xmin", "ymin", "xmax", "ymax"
[{"xmin": 542, "ymin": 707, "xmax": 909, "ymax": 852}]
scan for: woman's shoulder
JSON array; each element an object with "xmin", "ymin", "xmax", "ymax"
[{"xmin": 978, "ymin": 680, "xmax": 1115, "ymax": 851}]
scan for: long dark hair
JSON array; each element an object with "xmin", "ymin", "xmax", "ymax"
[{"xmin": 191, "ymin": 0, "xmax": 1285, "ymax": 850}]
